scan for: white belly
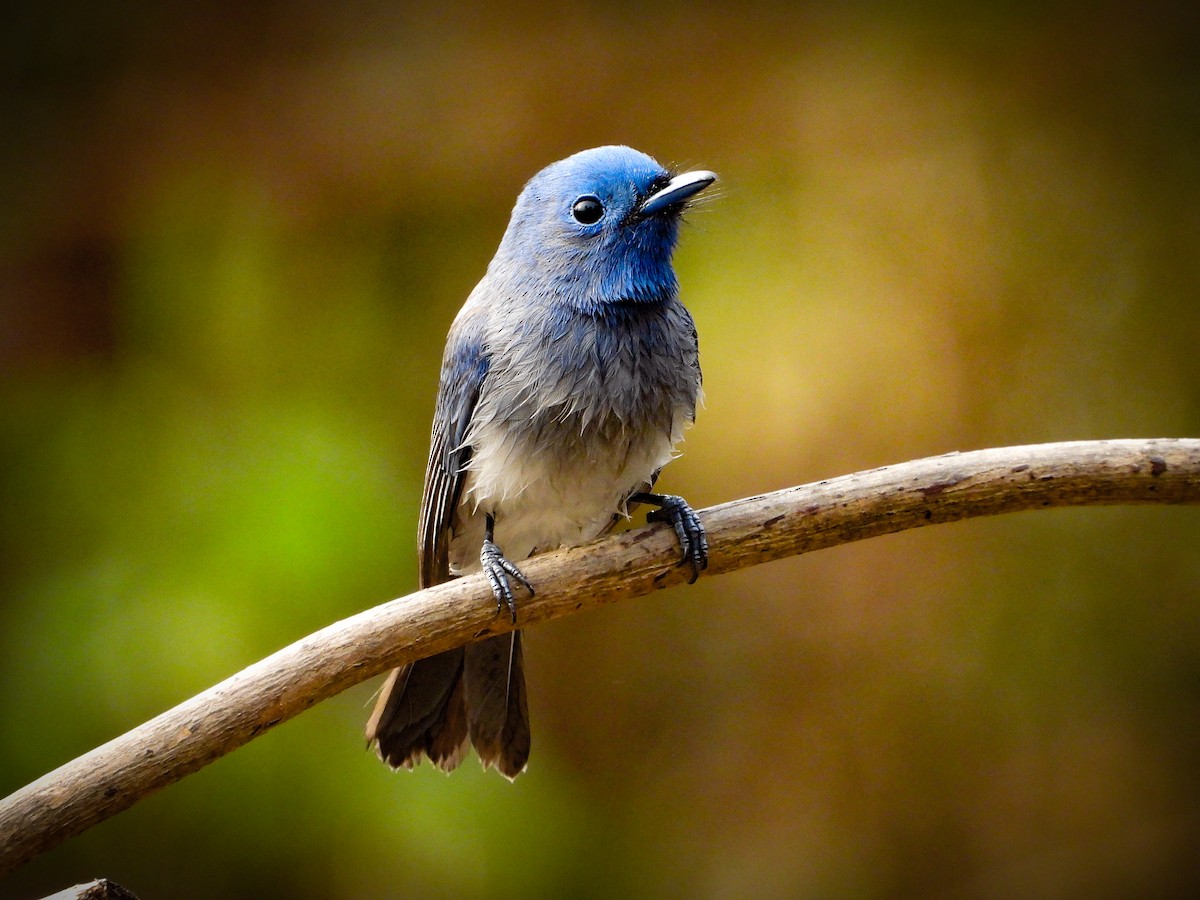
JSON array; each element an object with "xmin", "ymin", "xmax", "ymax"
[{"xmin": 447, "ymin": 414, "xmax": 684, "ymax": 574}]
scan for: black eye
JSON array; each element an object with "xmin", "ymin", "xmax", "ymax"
[{"xmin": 571, "ymin": 196, "xmax": 604, "ymax": 225}]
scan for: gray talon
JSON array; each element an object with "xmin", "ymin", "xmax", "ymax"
[
  {"xmin": 481, "ymin": 538, "xmax": 533, "ymax": 621},
  {"xmin": 638, "ymin": 492, "xmax": 709, "ymax": 583}
]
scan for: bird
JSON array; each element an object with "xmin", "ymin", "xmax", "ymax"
[{"xmin": 366, "ymin": 145, "xmax": 716, "ymax": 778}]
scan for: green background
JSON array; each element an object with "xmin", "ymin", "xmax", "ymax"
[{"xmin": 3, "ymin": 2, "xmax": 1199, "ymax": 897}]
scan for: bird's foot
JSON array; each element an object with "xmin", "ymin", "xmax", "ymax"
[
  {"xmin": 481, "ymin": 539, "xmax": 534, "ymax": 622},
  {"xmin": 637, "ymin": 492, "xmax": 709, "ymax": 583}
]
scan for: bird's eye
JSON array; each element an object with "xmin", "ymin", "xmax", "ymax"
[{"xmin": 571, "ymin": 196, "xmax": 604, "ymax": 225}]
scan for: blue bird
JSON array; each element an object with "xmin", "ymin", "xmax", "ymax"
[{"xmin": 366, "ymin": 146, "xmax": 716, "ymax": 778}]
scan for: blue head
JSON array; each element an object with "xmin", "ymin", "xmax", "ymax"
[{"xmin": 489, "ymin": 146, "xmax": 716, "ymax": 313}]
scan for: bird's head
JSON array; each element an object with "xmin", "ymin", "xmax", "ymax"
[{"xmin": 492, "ymin": 146, "xmax": 716, "ymax": 312}]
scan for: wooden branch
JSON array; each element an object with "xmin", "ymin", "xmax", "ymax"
[
  {"xmin": 39, "ymin": 879, "xmax": 140, "ymax": 900},
  {"xmin": 2, "ymin": 439, "xmax": 1198, "ymax": 874}
]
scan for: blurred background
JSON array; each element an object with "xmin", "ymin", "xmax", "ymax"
[{"xmin": 3, "ymin": 1, "xmax": 1199, "ymax": 897}]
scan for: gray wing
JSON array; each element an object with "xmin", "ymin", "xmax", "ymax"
[
  {"xmin": 418, "ymin": 322, "xmax": 490, "ymax": 588},
  {"xmin": 368, "ymin": 307, "xmax": 494, "ymax": 771}
]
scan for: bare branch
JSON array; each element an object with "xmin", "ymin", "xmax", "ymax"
[
  {"xmin": 2, "ymin": 439, "xmax": 1198, "ymax": 874},
  {"xmin": 39, "ymin": 879, "xmax": 140, "ymax": 900}
]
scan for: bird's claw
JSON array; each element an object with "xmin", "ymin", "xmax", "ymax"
[
  {"xmin": 481, "ymin": 539, "xmax": 534, "ymax": 622},
  {"xmin": 646, "ymin": 494, "xmax": 709, "ymax": 583}
]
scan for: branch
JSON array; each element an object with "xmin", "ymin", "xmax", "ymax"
[
  {"xmin": 37, "ymin": 880, "xmax": 140, "ymax": 900},
  {"xmin": 2, "ymin": 439, "xmax": 1198, "ymax": 874}
]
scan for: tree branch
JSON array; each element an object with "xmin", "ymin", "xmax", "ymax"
[{"xmin": 2, "ymin": 438, "xmax": 1198, "ymax": 875}]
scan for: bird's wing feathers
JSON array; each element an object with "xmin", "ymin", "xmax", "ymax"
[
  {"xmin": 373, "ymin": 315, "xmax": 489, "ymax": 772},
  {"xmin": 418, "ymin": 317, "xmax": 490, "ymax": 588}
]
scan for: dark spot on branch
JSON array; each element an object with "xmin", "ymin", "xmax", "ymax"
[
  {"xmin": 924, "ymin": 509, "xmax": 933, "ymax": 520},
  {"xmin": 250, "ymin": 718, "xmax": 282, "ymax": 736},
  {"xmin": 919, "ymin": 474, "xmax": 967, "ymax": 496},
  {"xmin": 1149, "ymin": 455, "xmax": 1167, "ymax": 477},
  {"xmin": 763, "ymin": 514, "xmax": 786, "ymax": 528},
  {"xmin": 104, "ymin": 786, "xmax": 118, "ymax": 798}
]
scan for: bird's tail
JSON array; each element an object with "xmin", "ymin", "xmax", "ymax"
[{"xmin": 366, "ymin": 631, "xmax": 529, "ymax": 779}]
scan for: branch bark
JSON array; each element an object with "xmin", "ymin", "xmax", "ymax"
[{"xmin": 2, "ymin": 438, "xmax": 1198, "ymax": 874}]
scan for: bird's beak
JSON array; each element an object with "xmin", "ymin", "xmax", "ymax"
[{"xmin": 638, "ymin": 170, "xmax": 718, "ymax": 216}]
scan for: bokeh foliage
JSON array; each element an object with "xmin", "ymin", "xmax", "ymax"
[{"xmin": 3, "ymin": 2, "xmax": 1200, "ymax": 897}]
